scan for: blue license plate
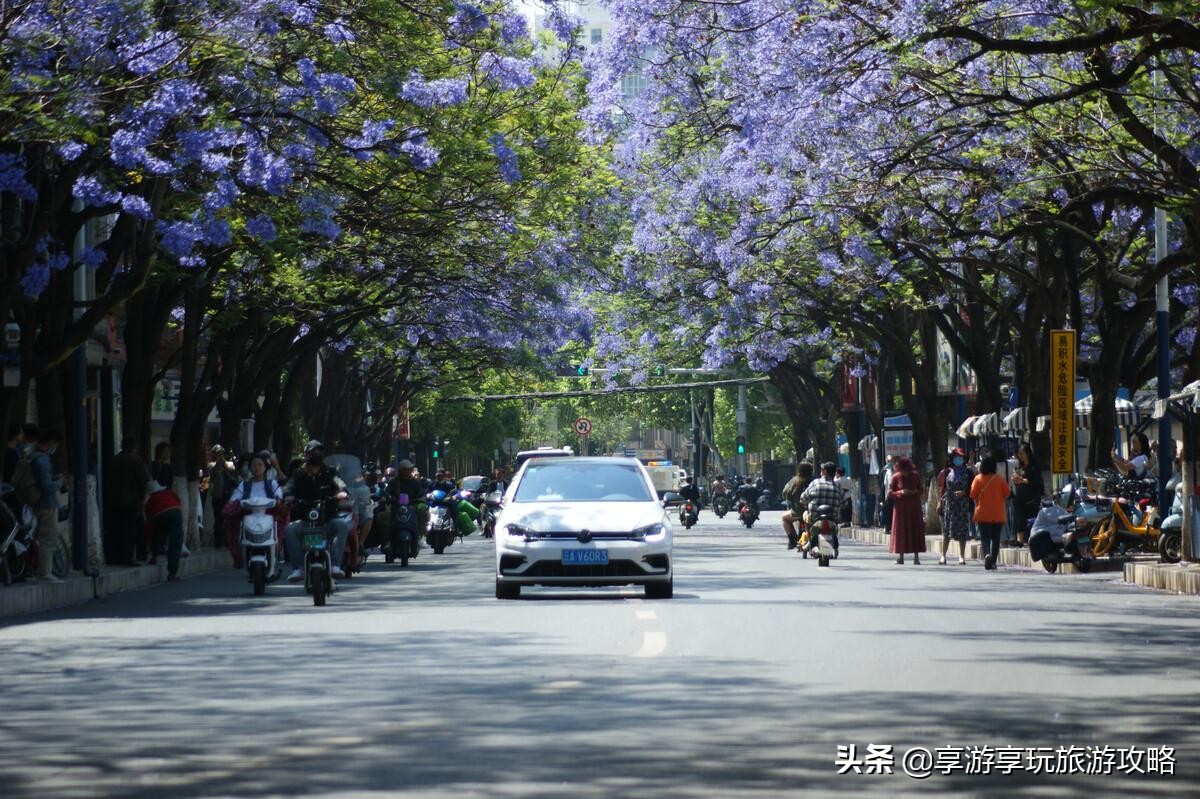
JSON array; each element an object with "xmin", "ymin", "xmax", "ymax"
[{"xmin": 562, "ymin": 549, "xmax": 608, "ymax": 565}]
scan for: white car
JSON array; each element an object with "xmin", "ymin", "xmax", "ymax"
[{"xmin": 494, "ymin": 457, "xmax": 673, "ymax": 599}]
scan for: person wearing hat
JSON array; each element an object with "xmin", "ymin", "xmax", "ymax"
[
  {"xmin": 936, "ymin": 448, "xmax": 973, "ymax": 565},
  {"xmin": 207, "ymin": 444, "xmax": 236, "ymax": 550},
  {"xmin": 282, "ymin": 440, "xmax": 351, "ymax": 581},
  {"xmin": 145, "ymin": 481, "xmax": 184, "ymax": 581}
]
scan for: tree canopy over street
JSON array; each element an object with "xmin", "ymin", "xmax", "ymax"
[{"xmin": 2, "ymin": 0, "xmax": 1198, "ymax": 476}]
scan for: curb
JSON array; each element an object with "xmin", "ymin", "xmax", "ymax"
[
  {"xmin": 1123, "ymin": 561, "xmax": 1200, "ymax": 595},
  {"xmin": 841, "ymin": 527, "xmax": 1127, "ymax": 575},
  {"xmin": 1, "ymin": 549, "xmax": 232, "ymax": 619}
]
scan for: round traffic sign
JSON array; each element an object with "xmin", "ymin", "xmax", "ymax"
[{"xmin": 573, "ymin": 417, "xmax": 593, "ymax": 436}]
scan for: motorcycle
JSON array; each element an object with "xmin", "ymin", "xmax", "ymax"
[
  {"xmin": 737, "ymin": 499, "xmax": 759, "ymax": 528},
  {"xmin": 426, "ymin": 489, "xmax": 458, "ymax": 554},
  {"xmin": 1085, "ymin": 468, "xmax": 1167, "ymax": 560},
  {"xmin": 1157, "ymin": 490, "xmax": 1184, "ymax": 565},
  {"xmin": 386, "ymin": 494, "xmax": 422, "ymax": 566},
  {"xmin": 678, "ymin": 500, "xmax": 698, "ymax": 530},
  {"xmin": 336, "ymin": 492, "xmax": 361, "ymax": 578},
  {"xmin": 802, "ymin": 504, "xmax": 839, "ymax": 567},
  {"xmin": 0, "ymin": 485, "xmax": 68, "ymax": 585},
  {"xmin": 239, "ymin": 496, "xmax": 280, "ymax": 595},
  {"xmin": 294, "ymin": 498, "xmax": 336, "ymax": 606},
  {"xmin": 712, "ymin": 493, "xmax": 730, "ymax": 518},
  {"xmin": 480, "ymin": 490, "xmax": 503, "ymax": 538}
]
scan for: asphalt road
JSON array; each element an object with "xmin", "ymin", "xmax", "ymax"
[{"xmin": 1, "ymin": 511, "xmax": 1197, "ymax": 798}]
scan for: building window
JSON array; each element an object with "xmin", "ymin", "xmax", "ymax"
[{"xmin": 591, "ymin": 28, "xmax": 602, "ymax": 44}]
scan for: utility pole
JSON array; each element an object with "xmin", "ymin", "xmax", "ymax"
[
  {"xmin": 70, "ymin": 212, "xmax": 90, "ymax": 573},
  {"xmin": 737, "ymin": 383, "xmax": 748, "ymax": 477}
]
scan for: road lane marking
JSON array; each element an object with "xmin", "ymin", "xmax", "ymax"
[
  {"xmin": 634, "ymin": 631, "xmax": 667, "ymax": 658},
  {"xmin": 636, "ymin": 610, "xmax": 657, "ymax": 621}
]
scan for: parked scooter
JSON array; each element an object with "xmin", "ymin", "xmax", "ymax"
[
  {"xmin": 239, "ymin": 496, "xmax": 280, "ymax": 595},
  {"xmin": 678, "ymin": 500, "xmax": 699, "ymax": 530},
  {"xmin": 1158, "ymin": 489, "xmax": 1184, "ymax": 565},
  {"xmin": 0, "ymin": 485, "xmax": 68, "ymax": 585},
  {"xmin": 294, "ymin": 498, "xmax": 336, "ymax": 606},
  {"xmin": 1028, "ymin": 498, "xmax": 1094, "ymax": 574},
  {"xmin": 802, "ymin": 504, "xmax": 839, "ymax": 566}
]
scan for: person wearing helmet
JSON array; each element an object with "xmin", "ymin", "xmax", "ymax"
[
  {"xmin": 386, "ymin": 459, "xmax": 428, "ymax": 555},
  {"xmin": 282, "ymin": 441, "xmax": 351, "ymax": 581}
]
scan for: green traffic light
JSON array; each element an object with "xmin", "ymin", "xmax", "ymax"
[
  {"xmin": 737, "ymin": 444, "xmax": 746, "ymax": 454},
  {"xmin": 575, "ymin": 365, "xmax": 589, "ymax": 376}
]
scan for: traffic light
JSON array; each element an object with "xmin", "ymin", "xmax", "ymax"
[
  {"xmin": 554, "ymin": 364, "xmax": 590, "ymax": 377},
  {"xmin": 432, "ymin": 440, "xmax": 441, "ymax": 459},
  {"xmin": 575, "ymin": 364, "xmax": 589, "ymax": 377},
  {"xmin": 652, "ymin": 365, "xmax": 665, "ymax": 377},
  {"xmin": 736, "ymin": 435, "xmax": 746, "ymax": 455}
]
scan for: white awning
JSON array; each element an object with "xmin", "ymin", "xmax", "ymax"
[
  {"xmin": 1074, "ymin": 395, "xmax": 1139, "ymax": 429},
  {"xmin": 1036, "ymin": 415, "xmax": 1051, "ymax": 432},
  {"xmin": 857, "ymin": 434, "xmax": 878, "ymax": 451},
  {"xmin": 1002, "ymin": 407, "xmax": 1028, "ymax": 434},
  {"xmin": 972, "ymin": 412, "xmax": 1002, "ymax": 436},
  {"xmin": 955, "ymin": 416, "xmax": 978, "ymax": 438},
  {"xmin": 1153, "ymin": 380, "xmax": 1200, "ymax": 418}
]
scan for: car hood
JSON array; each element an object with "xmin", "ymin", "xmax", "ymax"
[{"xmin": 500, "ymin": 502, "xmax": 665, "ymax": 533}]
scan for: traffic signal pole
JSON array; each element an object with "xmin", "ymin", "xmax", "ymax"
[{"xmin": 737, "ymin": 383, "xmax": 748, "ymax": 477}]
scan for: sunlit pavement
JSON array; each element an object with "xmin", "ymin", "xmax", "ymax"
[{"xmin": 1, "ymin": 511, "xmax": 1197, "ymax": 797}]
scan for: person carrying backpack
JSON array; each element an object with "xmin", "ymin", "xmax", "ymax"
[{"xmin": 27, "ymin": 429, "xmax": 63, "ymax": 582}]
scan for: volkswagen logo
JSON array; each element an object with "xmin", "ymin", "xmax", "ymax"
[{"xmin": 577, "ymin": 529, "xmax": 593, "ymax": 543}]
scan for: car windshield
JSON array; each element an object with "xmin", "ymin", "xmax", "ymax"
[{"xmin": 513, "ymin": 462, "xmax": 653, "ymax": 503}]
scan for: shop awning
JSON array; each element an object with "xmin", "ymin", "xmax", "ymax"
[
  {"xmin": 955, "ymin": 416, "xmax": 978, "ymax": 438},
  {"xmin": 1153, "ymin": 380, "xmax": 1200, "ymax": 419},
  {"xmin": 857, "ymin": 434, "xmax": 878, "ymax": 451},
  {"xmin": 1002, "ymin": 407, "xmax": 1028, "ymax": 434},
  {"xmin": 972, "ymin": 412, "xmax": 1002, "ymax": 436},
  {"xmin": 1074, "ymin": 395, "xmax": 1139, "ymax": 429}
]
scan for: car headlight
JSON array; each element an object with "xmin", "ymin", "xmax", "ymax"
[
  {"xmin": 506, "ymin": 523, "xmax": 535, "ymax": 540},
  {"xmin": 632, "ymin": 523, "xmax": 667, "ymax": 539}
]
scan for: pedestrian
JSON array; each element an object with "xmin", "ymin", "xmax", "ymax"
[
  {"xmin": 970, "ymin": 455, "xmax": 1010, "ymax": 570},
  {"xmin": 880, "ymin": 454, "xmax": 899, "ymax": 532},
  {"xmin": 104, "ymin": 436, "xmax": 151, "ymax": 565},
  {"xmin": 151, "ymin": 441, "xmax": 173, "ymax": 490},
  {"xmin": 892, "ymin": 453, "xmax": 926, "ymax": 559},
  {"xmin": 834, "ymin": 466, "xmax": 853, "ymax": 525},
  {"xmin": 29, "ymin": 429, "xmax": 64, "ymax": 582},
  {"xmin": 145, "ymin": 482, "xmax": 184, "ymax": 581},
  {"xmin": 1010, "ymin": 443, "xmax": 1043, "ymax": 547},
  {"xmin": 888, "ymin": 456, "xmax": 925, "ymax": 565},
  {"xmin": 937, "ymin": 448, "xmax": 973, "ymax": 565},
  {"xmin": 208, "ymin": 445, "xmax": 235, "ymax": 549}
]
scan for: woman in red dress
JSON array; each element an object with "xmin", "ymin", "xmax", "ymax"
[{"xmin": 888, "ymin": 457, "xmax": 926, "ymax": 564}]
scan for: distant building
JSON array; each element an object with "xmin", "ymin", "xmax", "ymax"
[{"xmin": 534, "ymin": 1, "xmax": 647, "ymax": 98}]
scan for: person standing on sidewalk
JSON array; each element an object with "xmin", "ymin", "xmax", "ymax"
[
  {"xmin": 970, "ymin": 456, "xmax": 1010, "ymax": 570},
  {"xmin": 29, "ymin": 429, "xmax": 63, "ymax": 582},
  {"xmin": 208, "ymin": 445, "xmax": 236, "ymax": 549},
  {"xmin": 1010, "ymin": 443, "xmax": 1043, "ymax": 547},
  {"xmin": 937, "ymin": 448, "xmax": 973, "ymax": 565},
  {"xmin": 151, "ymin": 442, "xmax": 173, "ymax": 491},
  {"xmin": 104, "ymin": 437, "xmax": 151, "ymax": 565},
  {"xmin": 888, "ymin": 457, "xmax": 925, "ymax": 565}
]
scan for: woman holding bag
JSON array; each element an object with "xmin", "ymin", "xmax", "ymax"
[{"xmin": 970, "ymin": 456, "xmax": 1011, "ymax": 570}]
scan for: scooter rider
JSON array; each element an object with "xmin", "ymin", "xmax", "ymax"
[
  {"xmin": 781, "ymin": 461, "xmax": 814, "ymax": 549},
  {"xmin": 387, "ymin": 459, "xmax": 429, "ymax": 533},
  {"xmin": 283, "ymin": 440, "xmax": 351, "ymax": 582},
  {"xmin": 799, "ymin": 461, "xmax": 845, "ymax": 557},
  {"xmin": 678, "ymin": 476, "xmax": 700, "ymax": 505}
]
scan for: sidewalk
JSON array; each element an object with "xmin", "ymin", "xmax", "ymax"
[
  {"xmin": 1123, "ymin": 561, "xmax": 1200, "ymax": 595},
  {"xmin": 0, "ymin": 549, "xmax": 232, "ymax": 619},
  {"xmin": 840, "ymin": 526, "xmax": 1128, "ymax": 575}
]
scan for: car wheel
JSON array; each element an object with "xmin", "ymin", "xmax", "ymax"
[
  {"xmin": 645, "ymin": 580, "xmax": 673, "ymax": 599},
  {"xmin": 495, "ymin": 580, "xmax": 520, "ymax": 599}
]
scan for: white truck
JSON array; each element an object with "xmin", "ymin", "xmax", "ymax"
[{"xmin": 645, "ymin": 464, "xmax": 681, "ymax": 498}]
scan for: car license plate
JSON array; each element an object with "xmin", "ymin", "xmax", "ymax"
[
  {"xmin": 304, "ymin": 533, "xmax": 326, "ymax": 549},
  {"xmin": 562, "ymin": 549, "xmax": 607, "ymax": 565}
]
